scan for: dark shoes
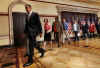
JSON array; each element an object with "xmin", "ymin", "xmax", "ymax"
[
  {"xmin": 23, "ymin": 61, "xmax": 33, "ymax": 67},
  {"xmin": 24, "ymin": 54, "xmax": 33, "ymax": 57},
  {"xmin": 58, "ymin": 45, "xmax": 60, "ymax": 48},
  {"xmin": 24, "ymin": 54, "xmax": 28, "ymax": 57},
  {"xmin": 24, "ymin": 49, "xmax": 46, "ymax": 58},
  {"xmin": 23, "ymin": 50, "xmax": 45, "ymax": 67},
  {"xmin": 40, "ymin": 49, "xmax": 45, "ymax": 58}
]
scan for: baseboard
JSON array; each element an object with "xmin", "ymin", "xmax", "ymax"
[{"xmin": 0, "ymin": 45, "xmax": 14, "ymax": 48}]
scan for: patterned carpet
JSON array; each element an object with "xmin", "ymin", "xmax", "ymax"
[{"xmin": 0, "ymin": 47, "xmax": 18, "ymax": 68}]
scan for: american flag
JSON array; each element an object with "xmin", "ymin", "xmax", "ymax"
[{"xmin": 67, "ymin": 22, "xmax": 72, "ymax": 34}]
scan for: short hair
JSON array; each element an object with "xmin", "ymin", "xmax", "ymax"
[{"xmin": 25, "ymin": 4, "xmax": 32, "ymax": 8}]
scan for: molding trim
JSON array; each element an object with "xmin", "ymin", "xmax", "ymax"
[
  {"xmin": 0, "ymin": 35, "xmax": 9, "ymax": 37},
  {"xmin": 0, "ymin": 45, "xmax": 13, "ymax": 48},
  {"xmin": 40, "ymin": 14, "xmax": 57, "ymax": 17},
  {"xmin": 12, "ymin": 12, "xmax": 58, "ymax": 17},
  {"xmin": 0, "ymin": 35, "xmax": 9, "ymax": 40},
  {"xmin": 8, "ymin": 0, "xmax": 27, "ymax": 45},
  {"xmin": 0, "ymin": 12, "xmax": 8, "ymax": 16}
]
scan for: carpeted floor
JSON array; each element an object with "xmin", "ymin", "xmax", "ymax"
[{"xmin": 0, "ymin": 47, "xmax": 18, "ymax": 68}]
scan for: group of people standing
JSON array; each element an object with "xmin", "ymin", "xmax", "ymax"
[
  {"xmin": 43, "ymin": 18, "xmax": 60, "ymax": 48},
  {"xmin": 62, "ymin": 18, "xmax": 100, "ymax": 42},
  {"xmin": 43, "ymin": 17, "xmax": 100, "ymax": 47}
]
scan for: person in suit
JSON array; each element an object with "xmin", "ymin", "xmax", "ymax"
[
  {"xmin": 81, "ymin": 22, "xmax": 89, "ymax": 40},
  {"xmin": 95, "ymin": 21, "xmax": 100, "ymax": 37},
  {"xmin": 24, "ymin": 4, "xmax": 45, "ymax": 67}
]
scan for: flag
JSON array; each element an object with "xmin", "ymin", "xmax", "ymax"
[
  {"xmin": 67, "ymin": 21, "xmax": 72, "ymax": 34},
  {"xmin": 63, "ymin": 22, "xmax": 68, "ymax": 31}
]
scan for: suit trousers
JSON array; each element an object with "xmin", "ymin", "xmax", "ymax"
[
  {"xmin": 82, "ymin": 32, "xmax": 89, "ymax": 39},
  {"xmin": 74, "ymin": 31, "xmax": 79, "ymax": 41},
  {"xmin": 26, "ymin": 32, "xmax": 43, "ymax": 62}
]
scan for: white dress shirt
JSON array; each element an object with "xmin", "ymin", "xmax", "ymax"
[
  {"xmin": 27, "ymin": 11, "xmax": 32, "ymax": 21},
  {"xmin": 73, "ymin": 23, "xmax": 78, "ymax": 31}
]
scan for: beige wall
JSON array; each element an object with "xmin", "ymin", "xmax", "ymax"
[
  {"xmin": 0, "ymin": 16, "xmax": 9, "ymax": 36},
  {"xmin": 12, "ymin": 1, "xmax": 58, "ymax": 15},
  {"xmin": 0, "ymin": 15, "xmax": 9, "ymax": 46},
  {"xmin": 97, "ymin": 12, "xmax": 100, "ymax": 17},
  {"xmin": 0, "ymin": 0, "xmax": 13, "ymax": 12},
  {"xmin": 0, "ymin": 0, "xmax": 12, "ymax": 46}
]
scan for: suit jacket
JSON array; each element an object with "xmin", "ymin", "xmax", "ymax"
[
  {"xmin": 82, "ymin": 24, "xmax": 89, "ymax": 33},
  {"xmin": 24, "ymin": 12, "xmax": 42, "ymax": 36}
]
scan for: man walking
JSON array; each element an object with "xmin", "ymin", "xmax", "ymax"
[{"xmin": 24, "ymin": 4, "xmax": 45, "ymax": 67}]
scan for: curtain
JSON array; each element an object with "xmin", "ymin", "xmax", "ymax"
[
  {"xmin": 12, "ymin": 12, "xmax": 26, "ymax": 45},
  {"xmin": 61, "ymin": 11, "xmax": 98, "ymax": 24}
]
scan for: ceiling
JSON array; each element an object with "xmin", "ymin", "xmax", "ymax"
[
  {"xmin": 56, "ymin": 5, "xmax": 99, "ymax": 13},
  {"xmin": 71, "ymin": 0, "xmax": 100, "ymax": 6},
  {"xmin": 34, "ymin": 0, "xmax": 100, "ymax": 6}
]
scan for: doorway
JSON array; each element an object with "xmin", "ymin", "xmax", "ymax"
[{"xmin": 12, "ymin": 12, "xmax": 26, "ymax": 46}]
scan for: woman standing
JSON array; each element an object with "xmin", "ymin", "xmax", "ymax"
[
  {"xmin": 89, "ymin": 22, "xmax": 96, "ymax": 38},
  {"xmin": 44, "ymin": 19, "xmax": 52, "ymax": 49}
]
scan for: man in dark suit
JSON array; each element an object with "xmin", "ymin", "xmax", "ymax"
[
  {"xmin": 24, "ymin": 4, "xmax": 45, "ymax": 67},
  {"xmin": 82, "ymin": 22, "xmax": 89, "ymax": 40}
]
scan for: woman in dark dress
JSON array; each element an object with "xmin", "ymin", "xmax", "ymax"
[{"xmin": 44, "ymin": 19, "xmax": 52, "ymax": 49}]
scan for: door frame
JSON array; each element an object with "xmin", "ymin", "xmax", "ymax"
[{"xmin": 8, "ymin": 0, "xmax": 27, "ymax": 45}]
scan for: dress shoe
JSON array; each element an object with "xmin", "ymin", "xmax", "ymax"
[
  {"xmin": 24, "ymin": 54, "xmax": 34, "ymax": 57},
  {"xmin": 24, "ymin": 54, "xmax": 28, "ymax": 57},
  {"xmin": 23, "ymin": 61, "xmax": 33, "ymax": 67},
  {"xmin": 58, "ymin": 44, "xmax": 60, "ymax": 48},
  {"xmin": 40, "ymin": 50, "xmax": 45, "ymax": 57}
]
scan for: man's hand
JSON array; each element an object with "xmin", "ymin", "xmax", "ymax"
[{"xmin": 40, "ymin": 33, "xmax": 42, "ymax": 37}]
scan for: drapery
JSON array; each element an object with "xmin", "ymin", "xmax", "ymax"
[
  {"xmin": 12, "ymin": 12, "xmax": 26, "ymax": 45},
  {"xmin": 61, "ymin": 11, "xmax": 98, "ymax": 24}
]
